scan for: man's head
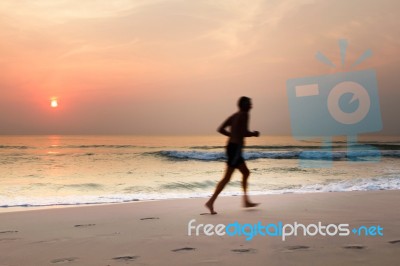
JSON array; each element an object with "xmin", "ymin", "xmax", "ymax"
[{"xmin": 238, "ymin": 96, "xmax": 252, "ymax": 111}]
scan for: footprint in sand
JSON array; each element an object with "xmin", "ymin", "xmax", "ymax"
[
  {"xmin": 0, "ymin": 231, "xmax": 19, "ymax": 241},
  {"xmin": 172, "ymin": 247, "xmax": 196, "ymax": 252},
  {"xmin": 286, "ymin": 245, "xmax": 310, "ymax": 251},
  {"xmin": 74, "ymin": 224, "xmax": 95, "ymax": 228},
  {"xmin": 0, "ymin": 230, "xmax": 18, "ymax": 234},
  {"xmin": 32, "ymin": 238, "xmax": 70, "ymax": 244},
  {"xmin": 0, "ymin": 237, "xmax": 19, "ymax": 241},
  {"xmin": 388, "ymin": 240, "xmax": 400, "ymax": 244},
  {"xmin": 199, "ymin": 212, "xmax": 220, "ymax": 215},
  {"xmin": 231, "ymin": 248, "xmax": 257, "ymax": 254},
  {"xmin": 343, "ymin": 245, "xmax": 365, "ymax": 250},
  {"xmin": 112, "ymin": 255, "xmax": 139, "ymax": 261},
  {"xmin": 139, "ymin": 217, "xmax": 159, "ymax": 221},
  {"xmin": 51, "ymin": 257, "xmax": 78, "ymax": 264}
]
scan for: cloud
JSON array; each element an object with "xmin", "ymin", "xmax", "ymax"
[
  {"xmin": 0, "ymin": 0, "xmax": 400, "ymax": 134},
  {"xmin": 0, "ymin": 0, "xmax": 161, "ymax": 24}
]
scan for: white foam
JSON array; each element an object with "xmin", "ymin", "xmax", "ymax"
[
  {"xmin": 1, "ymin": 177, "xmax": 399, "ymax": 209},
  {"xmin": 157, "ymin": 150, "xmax": 400, "ymax": 161}
]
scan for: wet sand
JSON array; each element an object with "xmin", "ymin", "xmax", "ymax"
[{"xmin": 0, "ymin": 190, "xmax": 399, "ymax": 265}]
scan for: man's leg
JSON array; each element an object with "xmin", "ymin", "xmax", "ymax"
[
  {"xmin": 237, "ymin": 162, "xmax": 259, "ymax": 207},
  {"xmin": 205, "ymin": 166, "xmax": 235, "ymax": 214}
]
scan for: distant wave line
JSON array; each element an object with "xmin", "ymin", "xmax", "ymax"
[{"xmin": 148, "ymin": 150, "xmax": 400, "ymax": 161}]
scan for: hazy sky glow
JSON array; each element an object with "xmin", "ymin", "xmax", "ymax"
[{"xmin": 1, "ymin": 0, "xmax": 399, "ymax": 135}]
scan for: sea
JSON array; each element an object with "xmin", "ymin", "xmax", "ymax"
[{"xmin": 1, "ymin": 135, "xmax": 399, "ymax": 211}]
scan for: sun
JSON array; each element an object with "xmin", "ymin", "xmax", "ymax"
[{"xmin": 50, "ymin": 98, "xmax": 58, "ymax": 108}]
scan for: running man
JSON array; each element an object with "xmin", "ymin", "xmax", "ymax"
[{"xmin": 205, "ymin": 96, "xmax": 260, "ymax": 214}]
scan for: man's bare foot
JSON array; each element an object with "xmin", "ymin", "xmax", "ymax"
[
  {"xmin": 205, "ymin": 201, "xmax": 217, "ymax": 215},
  {"xmin": 244, "ymin": 201, "xmax": 260, "ymax": 208}
]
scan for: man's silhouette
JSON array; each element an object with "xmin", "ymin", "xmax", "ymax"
[{"xmin": 205, "ymin": 96, "xmax": 260, "ymax": 214}]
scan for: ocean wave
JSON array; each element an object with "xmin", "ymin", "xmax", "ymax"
[
  {"xmin": 191, "ymin": 145, "xmax": 333, "ymax": 150},
  {"xmin": 62, "ymin": 183, "xmax": 104, "ymax": 189},
  {"xmin": 190, "ymin": 143, "xmax": 400, "ymax": 150},
  {"xmin": 1, "ymin": 177, "xmax": 398, "ymax": 209},
  {"xmin": 152, "ymin": 150, "xmax": 226, "ymax": 161},
  {"xmin": 0, "ymin": 195, "xmax": 140, "ymax": 208},
  {"xmin": 0, "ymin": 145, "xmax": 31, "ymax": 149},
  {"xmin": 160, "ymin": 180, "xmax": 241, "ymax": 190},
  {"xmin": 157, "ymin": 177, "xmax": 400, "ymax": 193},
  {"xmin": 149, "ymin": 150, "xmax": 400, "ymax": 161},
  {"xmin": 294, "ymin": 176, "xmax": 400, "ymax": 193}
]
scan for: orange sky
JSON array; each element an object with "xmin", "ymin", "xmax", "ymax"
[{"xmin": 0, "ymin": 0, "xmax": 399, "ymax": 135}]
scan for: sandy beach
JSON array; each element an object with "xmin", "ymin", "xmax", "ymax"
[
  {"xmin": 0, "ymin": 190, "xmax": 399, "ymax": 265},
  {"xmin": 1, "ymin": 0, "xmax": 400, "ymax": 265}
]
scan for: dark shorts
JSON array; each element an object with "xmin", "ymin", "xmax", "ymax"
[{"xmin": 226, "ymin": 142, "xmax": 244, "ymax": 168}]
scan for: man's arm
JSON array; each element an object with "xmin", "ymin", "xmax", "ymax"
[
  {"xmin": 217, "ymin": 115, "xmax": 232, "ymax": 137},
  {"xmin": 241, "ymin": 113, "xmax": 259, "ymax": 137}
]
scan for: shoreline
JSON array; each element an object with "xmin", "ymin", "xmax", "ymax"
[
  {"xmin": 1, "ymin": 189, "xmax": 400, "ymax": 214},
  {"xmin": 1, "ymin": 190, "xmax": 399, "ymax": 265}
]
